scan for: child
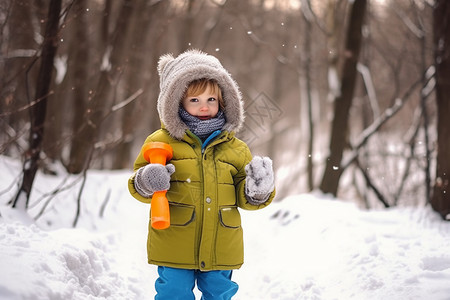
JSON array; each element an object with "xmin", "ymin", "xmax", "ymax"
[{"xmin": 128, "ymin": 49, "xmax": 276, "ymax": 300}]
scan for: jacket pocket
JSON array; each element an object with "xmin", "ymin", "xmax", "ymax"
[
  {"xmin": 219, "ymin": 206, "xmax": 241, "ymax": 228},
  {"xmin": 148, "ymin": 203, "xmax": 196, "ymax": 265},
  {"xmin": 215, "ymin": 206, "xmax": 244, "ymax": 266},
  {"xmin": 169, "ymin": 202, "xmax": 195, "ymax": 226}
]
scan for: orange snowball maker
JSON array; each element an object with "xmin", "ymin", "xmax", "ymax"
[{"xmin": 142, "ymin": 142, "xmax": 173, "ymax": 230}]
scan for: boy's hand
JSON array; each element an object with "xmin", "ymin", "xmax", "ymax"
[
  {"xmin": 245, "ymin": 156, "xmax": 274, "ymax": 205},
  {"xmin": 135, "ymin": 163, "xmax": 175, "ymax": 197}
]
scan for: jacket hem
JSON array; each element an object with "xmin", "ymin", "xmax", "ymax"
[{"xmin": 148, "ymin": 260, "xmax": 243, "ymax": 271}]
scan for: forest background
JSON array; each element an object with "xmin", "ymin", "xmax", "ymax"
[{"xmin": 1, "ymin": 0, "xmax": 449, "ymax": 221}]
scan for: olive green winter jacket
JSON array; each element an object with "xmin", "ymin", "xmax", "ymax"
[
  {"xmin": 128, "ymin": 127, "xmax": 275, "ymax": 271},
  {"xmin": 129, "ymin": 49, "xmax": 275, "ymax": 270}
]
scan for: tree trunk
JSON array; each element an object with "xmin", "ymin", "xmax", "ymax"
[
  {"xmin": 319, "ymin": 0, "xmax": 367, "ymax": 197},
  {"xmin": 67, "ymin": 0, "xmax": 133, "ymax": 173},
  {"xmin": 12, "ymin": 0, "xmax": 62, "ymax": 209},
  {"xmin": 301, "ymin": 2, "xmax": 314, "ymax": 191},
  {"xmin": 66, "ymin": 0, "xmax": 90, "ymax": 173},
  {"xmin": 112, "ymin": 0, "xmax": 156, "ymax": 169},
  {"xmin": 430, "ymin": 0, "xmax": 450, "ymax": 220}
]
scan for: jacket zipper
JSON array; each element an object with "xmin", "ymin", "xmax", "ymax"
[{"xmin": 186, "ymin": 130, "xmax": 226, "ymax": 269}]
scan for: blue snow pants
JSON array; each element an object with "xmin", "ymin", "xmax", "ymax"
[{"xmin": 155, "ymin": 266, "xmax": 239, "ymax": 300}]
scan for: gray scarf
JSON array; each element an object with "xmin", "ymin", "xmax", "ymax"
[{"xmin": 179, "ymin": 107, "xmax": 226, "ymax": 141}]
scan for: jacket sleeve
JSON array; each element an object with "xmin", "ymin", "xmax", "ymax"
[
  {"xmin": 234, "ymin": 144, "xmax": 275, "ymax": 210},
  {"xmin": 128, "ymin": 137, "xmax": 154, "ymax": 204}
]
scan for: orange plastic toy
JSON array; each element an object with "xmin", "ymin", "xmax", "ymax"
[{"xmin": 142, "ymin": 142, "xmax": 173, "ymax": 230}]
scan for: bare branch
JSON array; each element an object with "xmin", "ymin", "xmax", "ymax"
[
  {"xmin": 0, "ymin": 91, "xmax": 55, "ymax": 117},
  {"xmin": 357, "ymin": 62, "xmax": 380, "ymax": 117},
  {"xmin": 300, "ymin": 0, "xmax": 328, "ymax": 34},
  {"xmin": 73, "ymin": 147, "xmax": 93, "ymax": 227},
  {"xmin": 99, "ymin": 189, "xmax": 111, "ymax": 218},
  {"xmin": 392, "ymin": 106, "xmax": 422, "ymax": 205},
  {"xmin": 355, "ymin": 158, "xmax": 390, "ymax": 208},
  {"xmin": 392, "ymin": 3, "xmax": 424, "ymax": 39},
  {"xmin": 341, "ymin": 66, "xmax": 435, "ymax": 170},
  {"xmin": 111, "ymin": 88, "xmax": 144, "ymax": 111},
  {"xmin": 209, "ymin": 0, "xmax": 227, "ymax": 5},
  {"xmin": 0, "ymin": 172, "xmax": 22, "ymax": 202},
  {"xmin": 32, "ymin": 174, "xmax": 83, "ymax": 219}
]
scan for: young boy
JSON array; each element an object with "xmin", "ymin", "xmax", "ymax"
[{"xmin": 128, "ymin": 49, "xmax": 275, "ymax": 299}]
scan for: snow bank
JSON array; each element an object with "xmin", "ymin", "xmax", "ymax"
[
  {"xmin": 1, "ymin": 156, "xmax": 450, "ymax": 299},
  {"xmin": 0, "ymin": 222, "xmax": 138, "ymax": 299},
  {"xmin": 237, "ymin": 195, "xmax": 450, "ymax": 300}
]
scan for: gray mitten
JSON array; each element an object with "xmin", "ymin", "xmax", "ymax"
[
  {"xmin": 134, "ymin": 163, "xmax": 175, "ymax": 198},
  {"xmin": 245, "ymin": 156, "xmax": 275, "ymax": 205}
]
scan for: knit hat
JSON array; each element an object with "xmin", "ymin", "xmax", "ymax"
[{"xmin": 157, "ymin": 49, "xmax": 244, "ymax": 140}]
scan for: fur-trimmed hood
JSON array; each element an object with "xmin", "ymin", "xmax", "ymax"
[{"xmin": 156, "ymin": 49, "xmax": 244, "ymax": 140}]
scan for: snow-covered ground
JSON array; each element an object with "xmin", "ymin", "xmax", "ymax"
[{"xmin": 1, "ymin": 155, "xmax": 450, "ymax": 300}]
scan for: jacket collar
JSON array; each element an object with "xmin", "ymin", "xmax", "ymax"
[{"xmin": 183, "ymin": 128, "xmax": 234, "ymax": 151}]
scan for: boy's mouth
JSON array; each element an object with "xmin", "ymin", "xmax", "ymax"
[{"xmin": 197, "ymin": 116, "xmax": 212, "ymax": 120}]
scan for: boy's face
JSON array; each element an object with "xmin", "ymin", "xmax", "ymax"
[{"xmin": 181, "ymin": 86, "xmax": 219, "ymax": 120}]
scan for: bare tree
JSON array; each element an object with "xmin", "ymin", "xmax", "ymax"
[
  {"xmin": 351, "ymin": 1, "xmax": 435, "ymax": 208},
  {"xmin": 300, "ymin": 0, "xmax": 314, "ymax": 191},
  {"xmin": 67, "ymin": 0, "xmax": 134, "ymax": 173},
  {"xmin": 12, "ymin": 0, "xmax": 62, "ymax": 209},
  {"xmin": 431, "ymin": 0, "xmax": 450, "ymax": 220},
  {"xmin": 319, "ymin": 0, "xmax": 367, "ymax": 196},
  {"xmin": 112, "ymin": 0, "xmax": 169, "ymax": 169},
  {"xmin": 65, "ymin": 0, "xmax": 90, "ymax": 173}
]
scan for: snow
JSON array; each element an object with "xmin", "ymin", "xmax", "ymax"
[{"xmin": 1, "ymin": 155, "xmax": 450, "ymax": 300}]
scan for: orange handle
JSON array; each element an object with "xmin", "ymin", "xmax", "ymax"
[
  {"xmin": 142, "ymin": 142, "xmax": 173, "ymax": 230},
  {"xmin": 151, "ymin": 191, "xmax": 170, "ymax": 230},
  {"xmin": 142, "ymin": 142, "xmax": 173, "ymax": 165}
]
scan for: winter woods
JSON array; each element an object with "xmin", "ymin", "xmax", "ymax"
[{"xmin": 1, "ymin": 0, "xmax": 449, "ymax": 220}]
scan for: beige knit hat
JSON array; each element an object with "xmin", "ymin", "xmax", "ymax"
[{"xmin": 157, "ymin": 49, "xmax": 244, "ymax": 140}]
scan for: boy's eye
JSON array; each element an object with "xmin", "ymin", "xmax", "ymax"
[
  {"xmin": 190, "ymin": 98, "xmax": 199, "ymax": 102},
  {"xmin": 208, "ymin": 97, "xmax": 216, "ymax": 102}
]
